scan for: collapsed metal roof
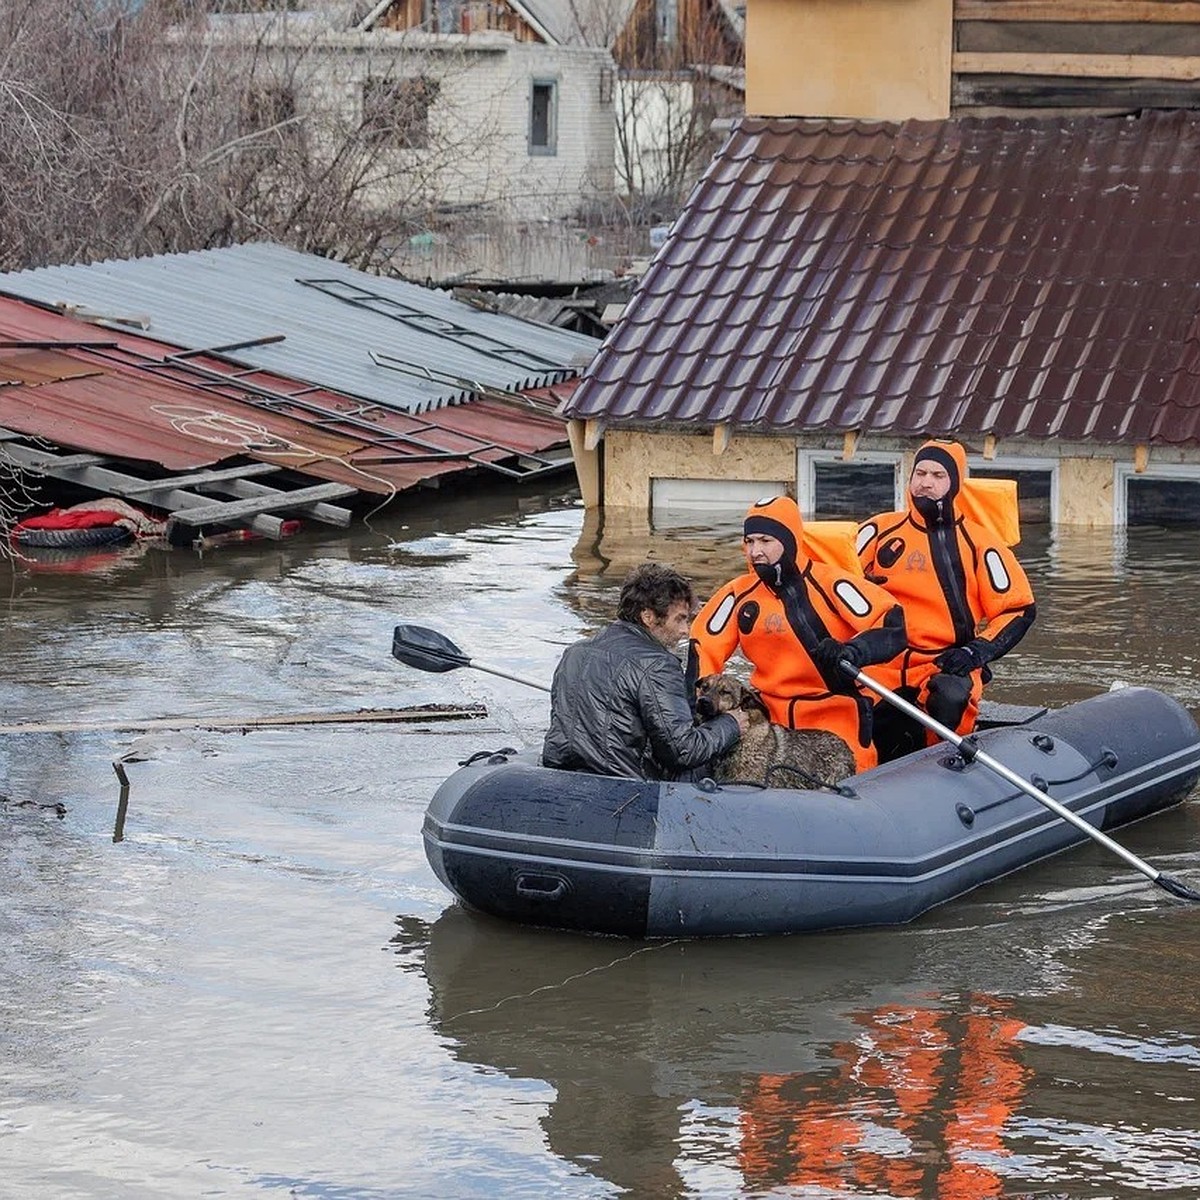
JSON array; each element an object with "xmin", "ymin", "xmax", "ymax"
[
  {"xmin": 0, "ymin": 241, "xmax": 600, "ymax": 415},
  {"xmin": 567, "ymin": 110, "xmax": 1200, "ymax": 448},
  {"xmin": 0, "ymin": 295, "xmax": 573, "ymax": 498}
]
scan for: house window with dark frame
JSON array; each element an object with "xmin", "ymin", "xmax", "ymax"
[
  {"xmin": 529, "ymin": 79, "xmax": 557, "ymax": 156},
  {"xmin": 361, "ymin": 76, "xmax": 441, "ymax": 149}
]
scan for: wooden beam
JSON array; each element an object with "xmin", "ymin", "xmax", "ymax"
[
  {"xmin": 983, "ymin": 434, "xmax": 996, "ymax": 461},
  {"xmin": 117, "ymin": 462, "xmax": 282, "ymax": 495},
  {"xmin": 842, "ymin": 430, "xmax": 859, "ymax": 462},
  {"xmin": 1134, "ymin": 444, "xmax": 1149, "ymax": 474},
  {"xmin": 954, "ymin": 51, "xmax": 1200, "ymax": 79},
  {"xmin": 164, "ymin": 481, "xmax": 355, "ymax": 527},
  {"xmin": 957, "ymin": 0, "xmax": 1200, "ymax": 22},
  {"xmin": 713, "ymin": 423, "xmax": 732, "ymax": 456},
  {"xmin": 583, "ymin": 418, "xmax": 605, "ymax": 452},
  {"xmin": 0, "ymin": 704, "xmax": 488, "ymax": 736}
]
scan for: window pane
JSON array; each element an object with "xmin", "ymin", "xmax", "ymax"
[
  {"xmin": 972, "ymin": 468, "xmax": 1051, "ymax": 525},
  {"xmin": 1127, "ymin": 477, "xmax": 1200, "ymax": 526},
  {"xmin": 813, "ymin": 462, "xmax": 895, "ymax": 520},
  {"xmin": 530, "ymin": 82, "xmax": 555, "ymax": 153}
]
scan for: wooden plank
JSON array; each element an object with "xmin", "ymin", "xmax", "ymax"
[
  {"xmin": 957, "ymin": 0, "xmax": 1200, "ymax": 22},
  {"xmin": 118, "ymin": 462, "xmax": 283, "ymax": 495},
  {"xmin": 0, "ymin": 704, "xmax": 488, "ymax": 735},
  {"xmin": 164, "ymin": 481, "xmax": 355, "ymax": 527},
  {"xmin": 954, "ymin": 74, "xmax": 1200, "ymax": 106},
  {"xmin": 954, "ymin": 50, "xmax": 1200, "ymax": 77}
]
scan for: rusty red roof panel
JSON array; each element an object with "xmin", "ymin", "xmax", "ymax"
[
  {"xmin": 0, "ymin": 297, "xmax": 567, "ymax": 495},
  {"xmin": 566, "ymin": 110, "xmax": 1200, "ymax": 446}
]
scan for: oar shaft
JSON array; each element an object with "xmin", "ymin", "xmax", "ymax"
[
  {"xmin": 849, "ymin": 666, "xmax": 1166, "ymax": 886},
  {"xmin": 466, "ymin": 657, "xmax": 551, "ymax": 693}
]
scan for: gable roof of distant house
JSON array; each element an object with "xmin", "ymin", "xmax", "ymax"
[
  {"xmin": 0, "ymin": 242, "xmax": 600, "ymax": 416},
  {"xmin": 565, "ymin": 109, "xmax": 1200, "ymax": 448}
]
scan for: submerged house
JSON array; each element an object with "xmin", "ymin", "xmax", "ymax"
[{"xmin": 563, "ymin": 0, "xmax": 1200, "ymax": 528}]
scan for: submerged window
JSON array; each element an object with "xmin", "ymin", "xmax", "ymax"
[
  {"xmin": 529, "ymin": 79, "xmax": 557, "ymax": 156},
  {"xmin": 1126, "ymin": 476, "xmax": 1200, "ymax": 526},
  {"xmin": 811, "ymin": 461, "xmax": 898, "ymax": 521},
  {"xmin": 972, "ymin": 468, "xmax": 1052, "ymax": 526}
]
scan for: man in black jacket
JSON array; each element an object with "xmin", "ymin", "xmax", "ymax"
[{"xmin": 543, "ymin": 562, "xmax": 748, "ymax": 779}]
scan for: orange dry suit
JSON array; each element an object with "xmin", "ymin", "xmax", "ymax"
[
  {"xmin": 689, "ymin": 496, "xmax": 906, "ymax": 772},
  {"xmin": 856, "ymin": 440, "xmax": 1036, "ymax": 759}
]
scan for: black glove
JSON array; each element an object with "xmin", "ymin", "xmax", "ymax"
[
  {"xmin": 813, "ymin": 637, "xmax": 863, "ymax": 693},
  {"xmin": 936, "ymin": 643, "xmax": 983, "ymax": 676}
]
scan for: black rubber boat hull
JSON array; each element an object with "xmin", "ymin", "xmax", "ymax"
[{"xmin": 423, "ymin": 686, "xmax": 1200, "ymax": 937}]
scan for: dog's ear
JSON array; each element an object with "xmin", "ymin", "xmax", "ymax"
[{"xmin": 741, "ymin": 685, "xmax": 770, "ymax": 717}]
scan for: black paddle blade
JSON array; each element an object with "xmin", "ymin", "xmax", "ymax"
[
  {"xmin": 1155, "ymin": 873, "xmax": 1200, "ymax": 902},
  {"xmin": 392, "ymin": 624, "xmax": 470, "ymax": 674}
]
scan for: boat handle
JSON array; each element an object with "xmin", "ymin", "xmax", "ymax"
[{"xmin": 515, "ymin": 872, "xmax": 570, "ymax": 901}]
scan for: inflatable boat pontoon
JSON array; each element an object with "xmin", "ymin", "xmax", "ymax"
[{"xmin": 422, "ymin": 686, "xmax": 1200, "ymax": 938}]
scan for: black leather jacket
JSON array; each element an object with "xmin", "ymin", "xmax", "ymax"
[{"xmin": 542, "ymin": 619, "xmax": 740, "ymax": 780}]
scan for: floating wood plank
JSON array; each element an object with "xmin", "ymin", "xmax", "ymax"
[
  {"xmin": 954, "ymin": 51, "xmax": 1200, "ymax": 79},
  {"xmin": 165, "ymin": 481, "xmax": 355, "ymax": 527},
  {"xmin": 0, "ymin": 704, "xmax": 488, "ymax": 735},
  {"xmin": 957, "ymin": 0, "xmax": 1200, "ymax": 22}
]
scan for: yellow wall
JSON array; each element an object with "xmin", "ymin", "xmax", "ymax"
[
  {"xmin": 602, "ymin": 429, "xmax": 797, "ymax": 510},
  {"xmin": 746, "ymin": 0, "xmax": 953, "ymax": 119}
]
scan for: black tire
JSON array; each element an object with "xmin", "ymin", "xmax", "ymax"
[{"xmin": 14, "ymin": 525, "xmax": 133, "ymax": 549}]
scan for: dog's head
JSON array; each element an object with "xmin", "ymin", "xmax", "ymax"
[{"xmin": 695, "ymin": 673, "xmax": 770, "ymax": 722}]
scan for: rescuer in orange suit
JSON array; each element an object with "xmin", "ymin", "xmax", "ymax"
[
  {"xmin": 689, "ymin": 495, "xmax": 906, "ymax": 772},
  {"xmin": 856, "ymin": 440, "xmax": 1036, "ymax": 762}
]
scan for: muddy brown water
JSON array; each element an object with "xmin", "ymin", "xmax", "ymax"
[{"xmin": 2, "ymin": 483, "xmax": 1198, "ymax": 1199}]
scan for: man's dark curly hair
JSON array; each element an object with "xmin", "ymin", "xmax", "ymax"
[{"xmin": 616, "ymin": 562, "xmax": 695, "ymax": 625}]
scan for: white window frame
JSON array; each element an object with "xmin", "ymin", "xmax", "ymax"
[
  {"xmin": 651, "ymin": 477, "xmax": 788, "ymax": 524},
  {"xmin": 795, "ymin": 449, "xmax": 902, "ymax": 517},
  {"xmin": 1114, "ymin": 460, "xmax": 1200, "ymax": 526},
  {"xmin": 967, "ymin": 454, "xmax": 1060, "ymax": 525}
]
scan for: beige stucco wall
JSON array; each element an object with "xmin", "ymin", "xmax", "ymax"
[
  {"xmin": 746, "ymin": 0, "xmax": 953, "ymax": 119},
  {"xmin": 602, "ymin": 429, "xmax": 797, "ymax": 511}
]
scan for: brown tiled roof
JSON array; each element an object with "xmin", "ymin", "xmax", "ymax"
[{"xmin": 566, "ymin": 110, "xmax": 1200, "ymax": 447}]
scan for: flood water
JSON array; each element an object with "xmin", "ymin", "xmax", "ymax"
[{"xmin": 2, "ymin": 482, "xmax": 1198, "ymax": 1200}]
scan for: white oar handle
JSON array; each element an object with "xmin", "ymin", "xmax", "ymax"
[{"xmin": 846, "ymin": 663, "xmax": 1167, "ymax": 886}]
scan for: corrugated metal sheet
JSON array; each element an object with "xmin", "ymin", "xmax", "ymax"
[
  {"xmin": 567, "ymin": 110, "xmax": 1200, "ymax": 448},
  {"xmin": 0, "ymin": 297, "xmax": 570, "ymax": 495},
  {"xmin": 0, "ymin": 242, "xmax": 600, "ymax": 415}
]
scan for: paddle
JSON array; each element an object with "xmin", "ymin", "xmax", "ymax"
[
  {"xmin": 844, "ymin": 661, "xmax": 1200, "ymax": 902},
  {"xmin": 392, "ymin": 624, "xmax": 551, "ymax": 693}
]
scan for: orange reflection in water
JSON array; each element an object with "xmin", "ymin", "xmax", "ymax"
[{"xmin": 739, "ymin": 996, "xmax": 1028, "ymax": 1199}]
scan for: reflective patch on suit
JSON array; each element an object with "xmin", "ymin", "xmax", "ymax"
[
  {"xmin": 855, "ymin": 523, "xmax": 877, "ymax": 555},
  {"xmin": 706, "ymin": 593, "xmax": 737, "ymax": 635},
  {"xmin": 877, "ymin": 536, "xmax": 906, "ymax": 569},
  {"xmin": 984, "ymin": 548, "xmax": 1011, "ymax": 592},
  {"xmin": 833, "ymin": 580, "xmax": 872, "ymax": 617},
  {"xmin": 737, "ymin": 601, "xmax": 760, "ymax": 634}
]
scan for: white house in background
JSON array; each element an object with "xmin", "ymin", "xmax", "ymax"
[{"xmin": 194, "ymin": 2, "xmax": 617, "ymax": 222}]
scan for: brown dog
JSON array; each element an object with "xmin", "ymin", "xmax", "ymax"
[{"xmin": 695, "ymin": 673, "xmax": 856, "ymax": 789}]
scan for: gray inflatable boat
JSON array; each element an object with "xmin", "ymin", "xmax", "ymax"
[{"xmin": 422, "ymin": 686, "xmax": 1200, "ymax": 938}]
